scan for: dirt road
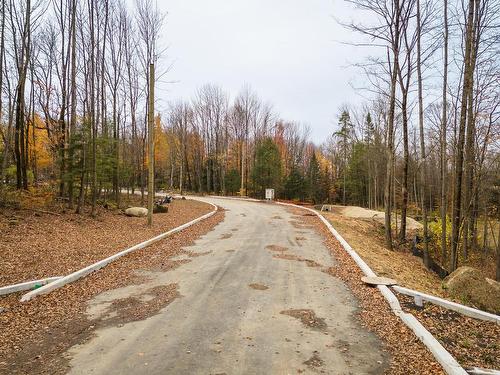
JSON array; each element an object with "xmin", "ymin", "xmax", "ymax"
[{"xmin": 66, "ymin": 198, "xmax": 387, "ymax": 374}]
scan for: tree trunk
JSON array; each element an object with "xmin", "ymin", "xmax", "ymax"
[
  {"xmin": 450, "ymin": 0, "xmax": 475, "ymax": 272},
  {"xmin": 14, "ymin": 0, "xmax": 32, "ymax": 190},
  {"xmin": 416, "ymin": 0, "xmax": 430, "ymax": 268},
  {"xmin": 68, "ymin": 0, "xmax": 77, "ymax": 208},
  {"xmin": 397, "ymin": 69, "xmax": 410, "ymax": 243},
  {"xmin": 0, "ymin": 0, "xmax": 6, "ymax": 185},
  {"xmin": 384, "ymin": 1, "xmax": 400, "ymax": 251},
  {"xmin": 496, "ymin": 224, "xmax": 500, "ymax": 281},
  {"xmin": 462, "ymin": 20, "xmax": 479, "ymax": 259},
  {"xmin": 440, "ymin": 0, "xmax": 449, "ymax": 263},
  {"xmin": 89, "ymin": 0, "xmax": 97, "ymax": 217}
]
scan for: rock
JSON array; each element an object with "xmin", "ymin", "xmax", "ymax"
[
  {"xmin": 361, "ymin": 276, "xmax": 398, "ymax": 286},
  {"xmin": 153, "ymin": 204, "xmax": 168, "ymax": 214},
  {"xmin": 104, "ymin": 201, "xmax": 118, "ymax": 210},
  {"xmin": 125, "ymin": 207, "xmax": 148, "ymax": 217},
  {"xmin": 444, "ymin": 266, "xmax": 500, "ymax": 314}
]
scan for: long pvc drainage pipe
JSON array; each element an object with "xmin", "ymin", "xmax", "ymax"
[
  {"xmin": 21, "ymin": 202, "xmax": 218, "ymax": 302},
  {"xmin": 275, "ymin": 201, "xmax": 467, "ymax": 375},
  {"xmin": 0, "ymin": 277, "xmax": 63, "ymax": 296},
  {"xmin": 392, "ymin": 285, "xmax": 500, "ymax": 324}
]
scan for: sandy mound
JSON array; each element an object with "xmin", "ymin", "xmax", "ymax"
[
  {"xmin": 323, "ymin": 205, "xmax": 423, "ymax": 231},
  {"xmin": 444, "ymin": 266, "xmax": 500, "ymax": 314}
]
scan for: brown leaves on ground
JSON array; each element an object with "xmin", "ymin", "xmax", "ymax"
[
  {"xmin": 0, "ymin": 202, "xmax": 225, "ymax": 375},
  {"xmin": 319, "ymin": 208, "xmax": 499, "ymax": 371},
  {"xmin": 265, "ymin": 244, "xmax": 288, "ymax": 252},
  {"xmin": 289, "ymin": 219, "xmax": 314, "ymax": 230},
  {"xmin": 280, "ymin": 309, "xmax": 327, "ymax": 331},
  {"xmin": 398, "ymin": 294, "xmax": 500, "ymax": 370},
  {"xmin": 321, "ymin": 211, "xmax": 444, "ymax": 296},
  {"xmin": 105, "ymin": 284, "xmax": 180, "ymax": 324},
  {"xmin": 0, "ymin": 199, "xmax": 215, "ymax": 285},
  {"xmin": 286, "ymin": 206, "xmax": 445, "ymax": 375},
  {"xmin": 248, "ymin": 283, "xmax": 269, "ymax": 291},
  {"xmin": 273, "ymin": 253, "xmax": 301, "ymax": 261},
  {"xmin": 303, "ymin": 352, "xmax": 325, "ymax": 368},
  {"xmin": 270, "ymin": 249, "xmax": 322, "ymax": 268}
]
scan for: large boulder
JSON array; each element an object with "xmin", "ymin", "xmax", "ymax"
[
  {"xmin": 444, "ymin": 266, "xmax": 500, "ymax": 313},
  {"xmin": 125, "ymin": 207, "xmax": 148, "ymax": 217}
]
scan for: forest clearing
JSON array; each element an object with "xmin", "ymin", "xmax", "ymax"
[{"xmin": 1, "ymin": 0, "xmax": 499, "ymax": 374}]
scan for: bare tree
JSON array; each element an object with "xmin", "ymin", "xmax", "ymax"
[
  {"xmin": 416, "ymin": 0, "xmax": 430, "ymax": 268},
  {"xmin": 450, "ymin": 0, "xmax": 479, "ymax": 272},
  {"xmin": 439, "ymin": 0, "xmax": 449, "ymax": 263}
]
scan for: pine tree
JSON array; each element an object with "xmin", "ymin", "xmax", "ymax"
[
  {"xmin": 306, "ymin": 152, "xmax": 322, "ymax": 203},
  {"xmin": 225, "ymin": 169, "xmax": 241, "ymax": 195},
  {"xmin": 336, "ymin": 110, "xmax": 353, "ymax": 205},
  {"xmin": 284, "ymin": 167, "xmax": 305, "ymax": 200},
  {"xmin": 364, "ymin": 112, "xmax": 374, "ymax": 144},
  {"xmin": 251, "ymin": 138, "xmax": 282, "ymax": 198}
]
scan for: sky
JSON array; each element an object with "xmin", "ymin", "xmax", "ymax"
[{"xmin": 153, "ymin": 0, "xmax": 370, "ymax": 144}]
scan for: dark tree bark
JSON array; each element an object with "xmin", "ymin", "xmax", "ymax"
[
  {"xmin": 440, "ymin": 0, "xmax": 449, "ymax": 263},
  {"xmin": 450, "ymin": 0, "xmax": 476, "ymax": 272}
]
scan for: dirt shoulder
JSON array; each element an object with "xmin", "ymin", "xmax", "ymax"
[
  {"xmin": 287, "ymin": 207, "xmax": 444, "ymax": 375},
  {"xmin": 325, "ymin": 204, "xmax": 423, "ymax": 230},
  {"xmin": 322, "ymin": 211, "xmax": 445, "ymax": 296},
  {"xmin": 398, "ymin": 293, "xmax": 500, "ymax": 370},
  {"xmin": 320, "ymin": 209, "xmax": 499, "ymax": 372},
  {"xmin": 0, "ymin": 202, "xmax": 224, "ymax": 375},
  {"xmin": 0, "ymin": 198, "xmax": 213, "ymax": 285}
]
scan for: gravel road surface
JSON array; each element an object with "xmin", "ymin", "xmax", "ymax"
[{"xmin": 67, "ymin": 197, "xmax": 387, "ymax": 374}]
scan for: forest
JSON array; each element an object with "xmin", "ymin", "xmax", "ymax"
[{"xmin": 0, "ymin": 0, "xmax": 499, "ymax": 280}]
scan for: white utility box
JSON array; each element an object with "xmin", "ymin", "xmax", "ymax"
[{"xmin": 265, "ymin": 188, "xmax": 275, "ymax": 201}]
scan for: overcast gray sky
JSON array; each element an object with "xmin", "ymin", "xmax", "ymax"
[{"xmin": 154, "ymin": 0, "xmax": 367, "ymax": 144}]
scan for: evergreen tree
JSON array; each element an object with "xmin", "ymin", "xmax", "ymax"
[
  {"xmin": 364, "ymin": 112, "xmax": 374, "ymax": 144},
  {"xmin": 336, "ymin": 110, "xmax": 353, "ymax": 205},
  {"xmin": 225, "ymin": 169, "xmax": 241, "ymax": 195},
  {"xmin": 251, "ymin": 138, "xmax": 282, "ymax": 198},
  {"xmin": 320, "ymin": 165, "xmax": 331, "ymax": 203},
  {"xmin": 306, "ymin": 152, "xmax": 322, "ymax": 203},
  {"xmin": 284, "ymin": 167, "xmax": 305, "ymax": 200},
  {"xmin": 346, "ymin": 142, "xmax": 368, "ymax": 206}
]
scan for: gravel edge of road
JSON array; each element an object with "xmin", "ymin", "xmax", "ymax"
[
  {"xmin": 0, "ymin": 207, "xmax": 225, "ymax": 375},
  {"xmin": 287, "ymin": 206, "xmax": 446, "ymax": 375}
]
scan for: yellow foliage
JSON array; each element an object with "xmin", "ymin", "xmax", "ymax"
[
  {"xmin": 29, "ymin": 114, "xmax": 53, "ymax": 170},
  {"xmin": 154, "ymin": 115, "xmax": 169, "ymax": 166}
]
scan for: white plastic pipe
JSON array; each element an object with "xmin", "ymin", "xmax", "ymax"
[
  {"xmin": 275, "ymin": 201, "xmax": 467, "ymax": 375},
  {"xmin": 21, "ymin": 203, "xmax": 218, "ymax": 302},
  {"xmin": 0, "ymin": 277, "xmax": 62, "ymax": 296},
  {"xmin": 393, "ymin": 285, "xmax": 500, "ymax": 324}
]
